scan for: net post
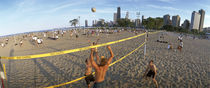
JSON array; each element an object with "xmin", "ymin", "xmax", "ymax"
[
  {"xmin": 0, "ymin": 57, "xmax": 8, "ymax": 88},
  {"xmin": 144, "ymin": 30, "xmax": 148, "ymax": 60}
]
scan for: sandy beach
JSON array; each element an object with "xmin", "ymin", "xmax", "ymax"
[{"xmin": 0, "ymin": 30, "xmax": 209, "ymax": 88}]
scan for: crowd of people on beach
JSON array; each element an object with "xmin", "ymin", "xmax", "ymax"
[
  {"xmin": 156, "ymin": 32, "xmax": 184, "ymax": 52},
  {"xmin": 0, "ymin": 28, "xmax": 159, "ymax": 87}
]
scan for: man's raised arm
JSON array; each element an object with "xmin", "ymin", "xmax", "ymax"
[
  {"xmin": 107, "ymin": 45, "xmax": 114, "ymax": 65},
  {"xmin": 90, "ymin": 48, "xmax": 99, "ymax": 70},
  {"xmin": 95, "ymin": 51, "xmax": 100, "ymax": 65}
]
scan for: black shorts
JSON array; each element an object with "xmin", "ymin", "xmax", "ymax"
[
  {"xmin": 85, "ymin": 74, "xmax": 95, "ymax": 85},
  {"xmin": 146, "ymin": 70, "xmax": 155, "ymax": 78}
]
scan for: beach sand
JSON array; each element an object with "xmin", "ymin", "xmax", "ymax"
[{"xmin": 0, "ymin": 30, "xmax": 209, "ymax": 88}]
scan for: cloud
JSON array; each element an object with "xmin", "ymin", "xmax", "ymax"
[
  {"xmin": 46, "ymin": 2, "xmax": 85, "ymax": 13},
  {"xmin": 147, "ymin": 4, "xmax": 191, "ymax": 14},
  {"xmin": 204, "ymin": 15, "xmax": 210, "ymax": 27},
  {"xmin": 206, "ymin": 14, "xmax": 210, "ymax": 19},
  {"xmin": 157, "ymin": 0, "xmax": 175, "ymax": 3},
  {"xmin": 147, "ymin": 4, "xmax": 179, "ymax": 11}
]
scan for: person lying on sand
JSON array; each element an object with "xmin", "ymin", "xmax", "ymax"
[
  {"xmin": 85, "ymin": 58, "xmax": 95, "ymax": 88},
  {"xmin": 143, "ymin": 60, "xmax": 158, "ymax": 88},
  {"xmin": 90, "ymin": 45, "xmax": 114, "ymax": 88}
]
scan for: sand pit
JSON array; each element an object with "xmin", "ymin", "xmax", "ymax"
[{"xmin": 0, "ymin": 30, "xmax": 209, "ymax": 88}]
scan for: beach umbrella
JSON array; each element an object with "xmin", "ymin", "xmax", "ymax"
[{"xmin": 91, "ymin": 7, "xmax": 96, "ymax": 12}]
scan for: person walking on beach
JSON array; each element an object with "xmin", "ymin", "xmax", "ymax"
[
  {"xmin": 143, "ymin": 60, "xmax": 158, "ymax": 88},
  {"xmin": 90, "ymin": 45, "xmax": 114, "ymax": 88},
  {"xmin": 85, "ymin": 58, "xmax": 95, "ymax": 88}
]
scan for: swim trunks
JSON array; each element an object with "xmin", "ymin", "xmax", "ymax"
[
  {"xmin": 85, "ymin": 74, "xmax": 95, "ymax": 85},
  {"xmin": 147, "ymin": 70, "xmax": 155, "ymax": 78},
  {"xmin": 93, "ymin": 81, "xmax": 105, "ymax": 88}
]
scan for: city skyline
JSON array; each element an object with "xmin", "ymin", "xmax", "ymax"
[{"xmin": 1, "ymin": 0, "xmax": 210, "ymax": 36}]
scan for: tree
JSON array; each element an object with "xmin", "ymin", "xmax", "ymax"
[
  {"xmin": 69, "ymin": 19, "xmax": 78, "ymax": 28},
  {"xmin": 117, "ymin": 18, "xmax": 134, "ymax": 27},
  {"xmin": 142, "ymin": 17, "xmax": 163, "ymax": 30},
  {"xmin": 97, "ymin": 19, "xmax": 105, "ymax": 27}
]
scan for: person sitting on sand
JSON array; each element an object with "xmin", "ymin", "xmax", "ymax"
[
  {"xmin": 76, "ymin": 34, "xmax": 79, "ymax": 38},
  {"xmin": 90, "ymin": 45, "xmax": 114, "ymax": 88},
  {"xmin": 19, "ymin": 40, "xmax": 23, "ymax": 47},
  {"xmin": 1, "ymin": 43, "xmax": 5, "ymax": 48},
  {"xmin": 178, "ymin": 35, "xmax": 183, "ymax": 41},
  {"xmin": 36, "ymin": 38, "xmax": 43, "ymax": 46},
  {"xmin": 143, "ymin": 60, "xmax": 158, "ymax": 88},
  {"xmin": 85, "ymin": 58, "xmax": 95, "ymax": 88},
  {"xmin": 177, "ymin": 40, "xmax": 183, "ymax": 52},
  {"xmin": 55, "ymin": 35, "xmax": 59, "ymax": 39},
  {"xmin": 168, "ymin": 43, "xmax": 173, "ymax": 50}
]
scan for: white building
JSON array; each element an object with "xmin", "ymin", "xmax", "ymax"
[
  {"xmin": 190, "ymin": 11, "xmax": 201, "ymax": 30},
  {"xmin": 113, "ymin": 13, "xmax": 117, "ymax": 24},
  {"xmin": 125, "ymin": 11, "xmax": 129, "ymax": 19}
]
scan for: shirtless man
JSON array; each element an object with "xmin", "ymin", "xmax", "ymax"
[
  {"xmin": 143, "ymin": 60, "xmax": 158, "ymax": 88},
  {"xmin": 90, "ymin": 45, "xmax": 114, "ymax": 88},
  {"xmin": 85, "ymin": 58, "xmax": 95, "ymax": 88}
]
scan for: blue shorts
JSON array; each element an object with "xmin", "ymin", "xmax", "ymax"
[{"xmin": 93, "ymin": 81, "xmax": 105, "ymax": 88}]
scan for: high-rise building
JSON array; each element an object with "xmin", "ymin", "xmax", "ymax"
[
  {"xmin": 182, "ymin": 19, "xmax": 190, "ymax": 29},
  {"xmin": 92, "ymin": 20, "xmax": 94, "ymax": 27},
  {"xmin": 190, "ymin": 11, "xmax": 201, "ymax": 30},
  {"xmin": 135, "ymin": 19, "xmax": 141, "ymax": 27},
  {"xmin": 163, "ymin": 14, "xmax": 171, "ymax": 25},
  {"xmin": 92, "ymin": 20, "xmax": 97, "ymax": 27},
  {"xmin": 113, "ymin": 13, "xmax": 117, "ymax": 24},
  {"xmin": 85, "ymin": 20, "xmax": 88, "ymax": 27},
  {"xmin": 142, "ymin": 15, "xmax": 144, "ymax": 21},
  {"xmin": 117, "ymin": 7, "xmax": 121, "ymax": 20},
  {"xmin": 172, "ymin": 15, "xmax": 181, "ymax": 27},
  {"xmin": 125, "ymin": 11, "xmax": 129, "ymax": 19},
  {"xmin": 199, "ymin": 9, "xmax": 205, "ymax": 32}
]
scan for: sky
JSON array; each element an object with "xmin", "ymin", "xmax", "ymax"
[{"xmin": 0, "ymin": 0, "xmax": 210, "ymax": 36}]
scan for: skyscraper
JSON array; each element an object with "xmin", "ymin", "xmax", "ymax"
[
  {"xmin": 142, "ymin": 15, "xmax": 144, "ymax": 21},
  {"xmin": 92, "ymin": 20, "xmax": 94, "ymax": 27},
  {"xmin": 182, "ymin": 19, "xmax": 190, "ymax": 30},
  {"xmin": 113, "ymin": 13, "xmax": 117, "ymax": 24},
  {"xmin": 85, "ymin": 20, "xmax": 88, "ymax": 27},
  {"xmin": 163, "ymin": 14, "xmax": 171, "ymax": 25},
  {"xmin": 199, "ymin": 9, "xmax": 205, "ymax": 32},
  {"xmin": 135, "ymin": 19, "xmax": 141, "ymax": 27},
  {"xmin": 117, "ymin": 7, "xmax": 121, "ymax": 20},
  {"xmin": 125, "ymin": 11, "xmax": 129, "ymax": 19},
  {"xmin": 172, "ymin": 15, "xmax": 181, "ymax": 27},
  {"xmin": 190, "ymin": 11, "xmax": 201, "ymax": 30}
]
